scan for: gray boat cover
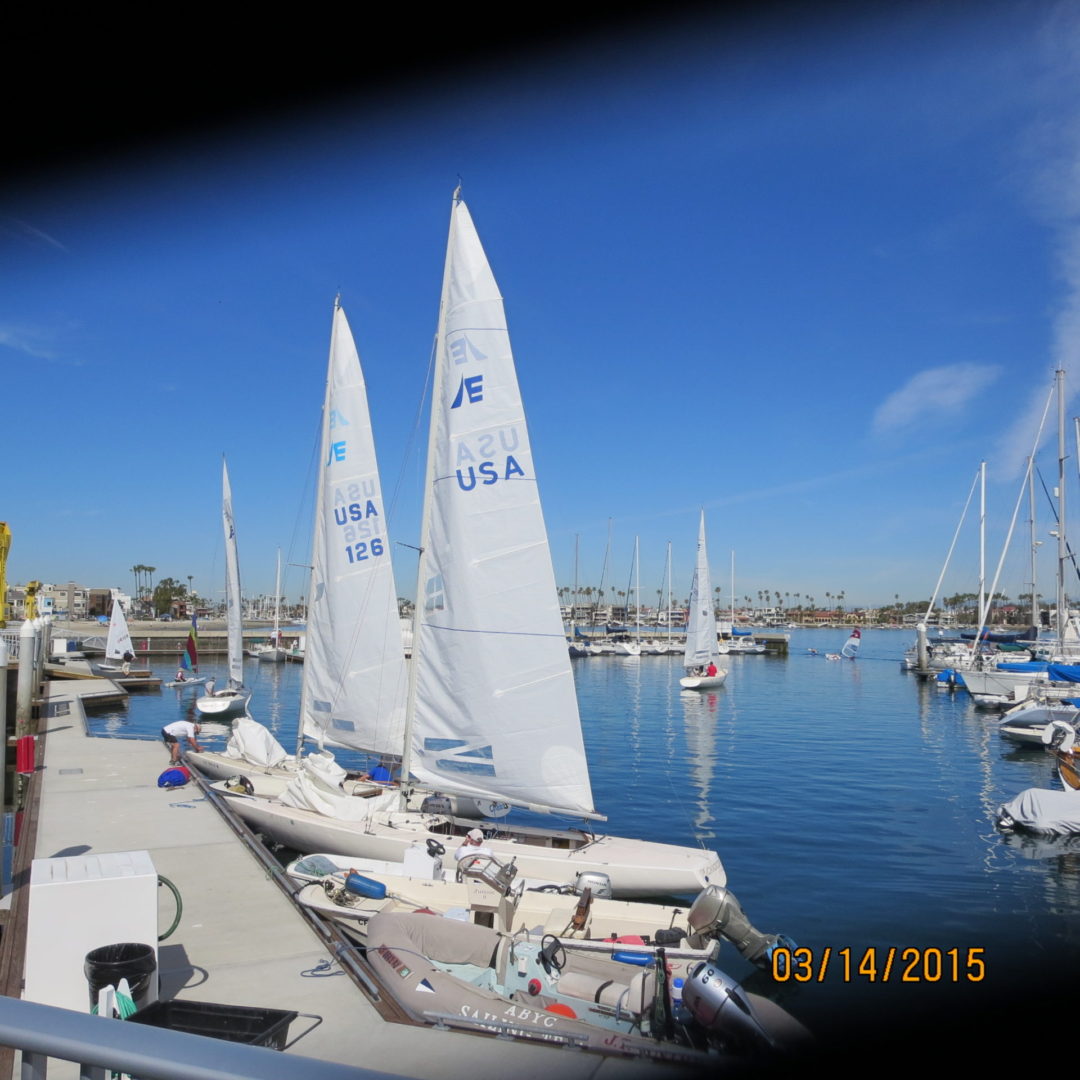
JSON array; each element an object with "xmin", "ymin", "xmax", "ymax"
[{"xmin": 998, "ymin": 787, "xmax": 1080, "ymax": 834}]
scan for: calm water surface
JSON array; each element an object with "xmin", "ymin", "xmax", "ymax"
[{"xmin": 85, "ymin": 628, "xmax": 1080, "ymax": 1047}]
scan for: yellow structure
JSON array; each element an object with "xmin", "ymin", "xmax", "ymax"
[
  {"xmin": 24, "ymin": 580, "xmax": 41, "ymax": 621},
  {"xmin": 0, "ymin": 522, "xmax": 9, "ymax": 626}
]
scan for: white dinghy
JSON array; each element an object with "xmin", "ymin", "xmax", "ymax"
[
  {"xmin": 679, "ymin": 512, "xmax": 727, "ymax": 690},
  {"xmin": 96, "ymin": 600, "xmax": 136, "ymax": 673},
  {"xmin": 212, "ymin": 195, "xmax": 725, "ymax": 898},
  {"xmin": 358, "ymin": 910, "xmax": 808, "ymax": 1067}
]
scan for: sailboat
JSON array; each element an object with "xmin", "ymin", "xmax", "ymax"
[
  {"xmin": 250, "ymin": 549, "xmax": 287, "ymax": 662},
  {"xmin": 195, "ymin": 460, "xmax": 252, "ymax": 719},
  {"xmin": 612, "ymin": 537, "xmax": 642, "ymax": 655},
  {"xmin": 679, "ymin": 512, "xmax": 728, "ymax": 690},
  {"xmin": 96, "ymin": 600, "xmax": 135, "ymax": 672},
  {"xmin": 165, "ymin": 615, "xmax": 208, "ymax": 688},
  {"xmin": 840, "ymin": 627, "xmax": 861, "ymax": 659},
  {"xmin": 212, "ymin": 196, "xmax": 725, "ymax": 898}
]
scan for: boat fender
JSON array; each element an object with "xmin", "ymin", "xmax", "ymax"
[
  {"xmin": 344, "ymin": 872, "xmax": 388, "ymax": 900},
  {"xmin": 613, "ymin": 951, "xmax": 653, "ymax": 967}
]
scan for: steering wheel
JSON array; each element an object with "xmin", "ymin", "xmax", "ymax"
[
  {"xmin": 425, "ymin": 838, "xmax": 446, "ymax": 857},
  {"xmin": 539, "ymin": 934, "xmax": 566, "ymax": 974}
]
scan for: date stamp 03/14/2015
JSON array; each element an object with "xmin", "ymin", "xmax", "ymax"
[{"xmin": 770, "ymin": 946, "xmax": 986, "ymax": 984}]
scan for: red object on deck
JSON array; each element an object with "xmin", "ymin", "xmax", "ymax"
[{"xmin": 16, "ymin": 736, "xmax": 35, "ymax": 775}]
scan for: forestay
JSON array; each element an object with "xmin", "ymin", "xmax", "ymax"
[
  {"xmin": 408, "ymin": 196, "xmax": 595, "ymax": 817},
  {"xmin": 301, "ymin": 302, "xmax": 408, "ymax": 758},
  {"xmin": 683, "ymin": 511, "xmax": 717, "ymax": 671}
]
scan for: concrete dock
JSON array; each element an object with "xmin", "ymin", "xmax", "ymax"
[{"xmin": 4, "ymin": 676, "xmax": 667, "ymax": 1079}]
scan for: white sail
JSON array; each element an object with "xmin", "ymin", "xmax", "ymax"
[
  {"xmin": 104, "ymin": 601, "xmax": 133, "ymax": 661},
  {"xmin": 683, "ymin": 511, "xmax": 718, "ymax": 671},
  {"xmin": 300, "ymin": 301, "xmax": 408, "ymax": 758},
  {"xmin": 841, "ymin": 628, "xmax": 861, "ymax": 659},
  {"xmin": 407, "ymin": 196, "xmax": 595, "ymax": 816},
  {"xmin": 222, "ymin": 458, "xmax": 245, "ymax": 689}
]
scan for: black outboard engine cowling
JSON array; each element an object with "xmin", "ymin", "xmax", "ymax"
[{"xmin": 682, "ymin": 960, "xmax": 775, "ymax": 1052}]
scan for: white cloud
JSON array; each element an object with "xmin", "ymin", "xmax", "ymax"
[{"xmin": 872, "ymin": 363, "xmax": 1002, "ymax": 435}]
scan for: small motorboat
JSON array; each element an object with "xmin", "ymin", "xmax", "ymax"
[{"xmin": 360, "ymin": 910, "xmax": 809, "ymax": 1066}]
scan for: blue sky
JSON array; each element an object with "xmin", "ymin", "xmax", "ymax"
[{"xmin": 4, "ymin": 3, "xmax": 1080, "ymax": 611}]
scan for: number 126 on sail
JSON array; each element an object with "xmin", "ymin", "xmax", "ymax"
[{"xmin": 345, "ymin": 539, "xmax": 385, "ymax": 563}]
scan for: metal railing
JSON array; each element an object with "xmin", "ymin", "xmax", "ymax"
[{"xmin": 0, "ymin": 996, "xmax": 404, "ymax": 1080}]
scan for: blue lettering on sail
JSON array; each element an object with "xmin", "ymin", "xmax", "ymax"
[
  {"xmin": 333, "ymin": 500, "xmax": 381, "ymax": 526},
  {"xmin": 449, "ymin": 335, "xmax": 487, "ymax": 366},
  {"xmin": 455, "ymin": 456, "xmax": 527, "ymax": 491},
  {"xmin": 326, "ymin": 440, "xmax": 347, "ymax": 465},
  {"xmin": 329, "ymin": 408, "xmax": 350, "ymax": 429},
  {"xmin": 451, "ymin": 375, "xmax": 484, "ymax": 409}
]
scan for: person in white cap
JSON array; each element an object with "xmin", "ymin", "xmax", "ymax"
[{"xmin": 454, "ymin": 827, "xmax": 494, "ymax": 867}]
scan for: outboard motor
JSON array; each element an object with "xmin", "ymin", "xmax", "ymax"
[
  {"xmin": 682, "ymin": 960, "xmax": 777, "ymax": 1052},
  {"xmin": 572, "ymin": 871, "xmax": 613, "ymax": 899},
  {"xmin": 687, "ymin": 885, "xmax": 795, "ymax": 971},
  {"xmin": 419, "ymin": 794, "xmax": 453, "ymax": 816}
]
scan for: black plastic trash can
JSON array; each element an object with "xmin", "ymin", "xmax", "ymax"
[{"xmin": 84, "ymin": 943, "xmax": 156, "ymax": 1012}]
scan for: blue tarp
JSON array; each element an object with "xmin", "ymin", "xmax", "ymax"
[
  {"xmin": 1047, "ymin": 664, "xmax": 1080, "ymax": 683},
  {"xmin": 995, "ymin": 662, "xmax": 1049, "ymax": 673}
]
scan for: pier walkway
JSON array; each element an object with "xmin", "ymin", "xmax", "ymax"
[{"xmin": 7, "ymin": 678, "xmax": 656, "ymax": 1079}]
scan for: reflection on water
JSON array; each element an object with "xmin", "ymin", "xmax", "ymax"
[{"xmin": 83, "ymin": 630, "xmax": 1080, "ymax": 1030}]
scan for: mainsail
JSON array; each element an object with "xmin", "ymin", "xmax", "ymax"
[
  {"xmin": 179, "ymin": 615, "xmax": 199, "ymax": 673},
  {"xmin": 300, "ymin": 301, "xmax": 408, "ymax": 758},
  {"xmin": 683, "ymin": 511, "xmax": 718, "ymax": 671},
  {"xmin": 222, "ymin": 459, "xmax": 245, "ymax": 689},
  {"xmin": 406, "ymin": 195, "xmax": 595, "ymax": 817},
  {"xmin": 841, "ymin": 628, "xmax": 861, "ymax": 659},
  {"xmin": 104, "ymin": 600, "xmax": 134, "ymax": 661}
]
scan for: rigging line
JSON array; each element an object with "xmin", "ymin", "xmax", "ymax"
[
  {"xmin": 1034, "ymin": 466, "xmax": 1080, "ymax": 587},
  {"xmin": 384, "ymin": 331, "xmax": 437, "ymax": 535},
  {"xmin": 422, "ymin": 624, "xmax": 569, "ymax": 639},
  {"xmin": 285, "ymin": 410, "xmax": 324, "ymax": 603}
]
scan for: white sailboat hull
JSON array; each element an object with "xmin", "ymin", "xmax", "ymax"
[
  {"xmin": 680, "ymin": 673, "xmax": 728, "ymax": 690},
  {"xmin": 254, "ymin": 646, "xmax": 287, "ymax": 663},
  {"xmin": 194, "ymin": 689, "xmax": 251, "ymax": 719},
  {"xmin": 214, "ymin": 784, "xmax": 724, "ymax": 898}
]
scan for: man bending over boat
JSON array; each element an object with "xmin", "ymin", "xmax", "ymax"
[{"xmin": 161, "ymin": 720, "xmax": 204, "ymax": 764}]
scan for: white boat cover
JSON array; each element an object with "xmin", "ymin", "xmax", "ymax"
[
  {"xmin": 683, "ymin": 511, "xmax": 717, "ymax": 672},
  {"xmin": 224, "ymin": 716, "xmax": 288, "ymax": 768},
  {"xmin": 409, "ymin": 197, "xmax": 594, "ymax": 817},
  {"xmin": 999, "ymin": 787, "xmax": 1080, "ymax": 834},
  {"xmin": 301, "ymin": 303, "xmax": 408, "ymax": 758},
  {"xmin": 104, "ymin": 602, "xmax": 134, "ymax": 661},
  {"xmin": 279, "ymin": 753, "xmax": 399, "ymax": 821}
]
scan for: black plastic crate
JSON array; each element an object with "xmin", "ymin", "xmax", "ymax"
[{"xmin": 127, "ymin": 999, "xmax": 298, "ymax": 1051}]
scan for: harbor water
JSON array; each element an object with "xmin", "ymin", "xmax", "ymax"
[{"xmin": 83, "ymin": 627, "xmax": 1080, "ymax": 1051}]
